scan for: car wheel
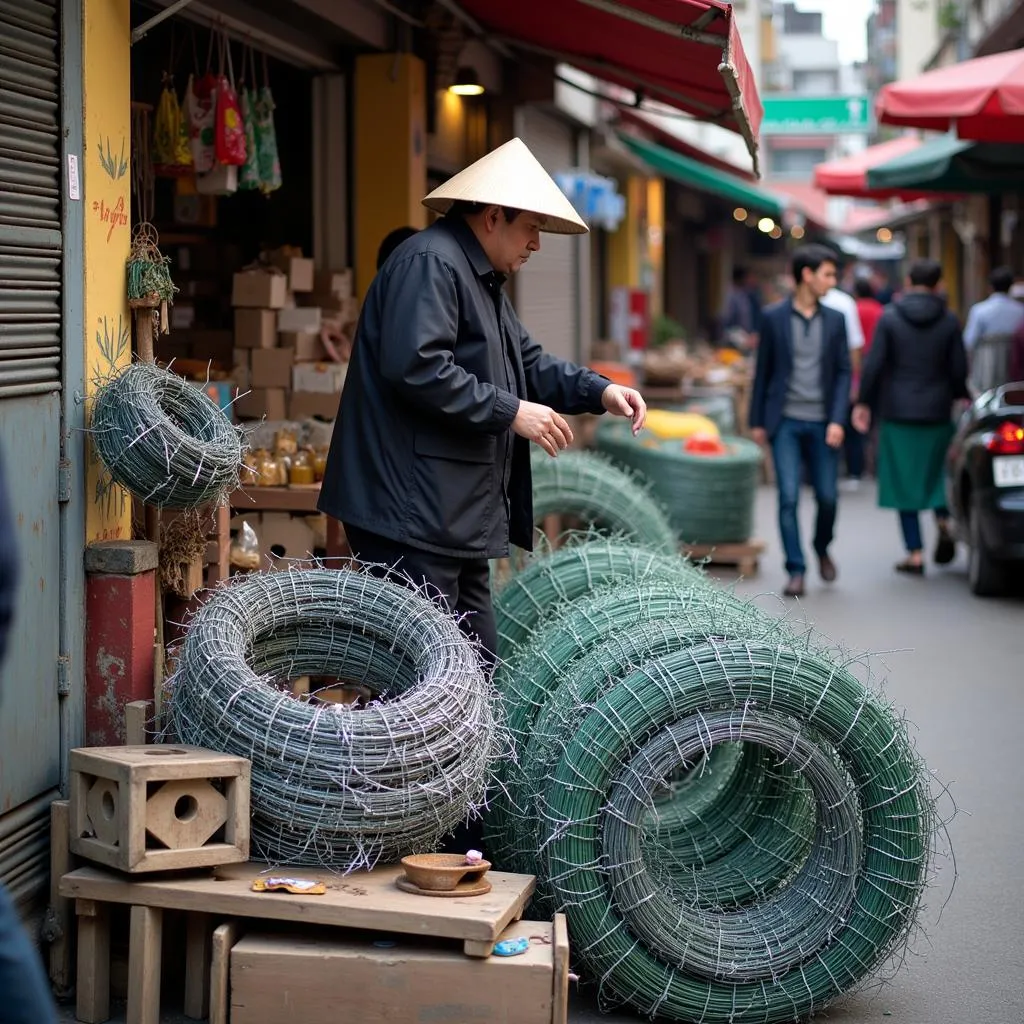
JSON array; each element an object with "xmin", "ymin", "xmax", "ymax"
[{"xmin": 968, "ymin": 497, "xmax": 1005, "ymax": 597}]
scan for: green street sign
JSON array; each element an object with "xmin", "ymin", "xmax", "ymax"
[{"xmin": 760, "ymin": 96, "xmax": 873, "ymax": 135}]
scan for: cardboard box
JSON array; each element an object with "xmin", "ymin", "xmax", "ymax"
[
  {"xmin": 277, "ymin": 306, "xmax": 322, "ymax": 334},
  {"xmin": 232, "ymin": 270, "xmax": 288, "ymax": 309},
  {"xmin": 234, "ymin": 387, "xmax": 286, "ymax": 421},
  {"xmin": 288, "ymin": 390, "xmax": 341, "ymax": 421},
  {"xmin": 292, "ymin": 361, "xmax": 346, "ymax": 394},
  {"xmin": 251, "ymin": 347, "xmax": 295, "ymax": 390},
  {"xmin": 257, "ymin": 512, "xmax": 318, "ymax": 565},
  {"xmin": 268, "ymin": 255, "xmax": 314, "ymax": 293},
  {"xmin": 280, "ymin": 331, "xmax": 327, "ymax": 362},
  {"xmin": 313, "ymin": 268, "xmax": 352, "ymax": 299},
  {"xmin": 226, "ymin": 918, "xmax": 562, "ymax": 1024},
  {"xmin": 300, "ymin": 293, "xmax": 359, "ymax": 324},
  {"xmin": 234, "ymin": 308, "xmax": 278, "ymax": 349},
  {"xmin": 170, "ymin": 302, "xmax": 196, "ymax": 331}
]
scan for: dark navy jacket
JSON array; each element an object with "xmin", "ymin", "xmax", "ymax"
[
  {"xmin": 749, "ymin": 297, "xmax": 851, "ymax": 439},
  {"xmin": 319, "ymin": 217, "xmax": 609, "ymax": 558}
]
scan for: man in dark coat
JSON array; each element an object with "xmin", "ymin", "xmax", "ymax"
[
  {"xmin": 749, "ymin": 244, "xmax": 851, "ymax": 598},
  {"xmin": 0, "ymin": 446, "xmax": 58, "ymax": 1023},
  {"xmin": 319, "ymin": 138, "xmax": 646, "ymax": 663}
]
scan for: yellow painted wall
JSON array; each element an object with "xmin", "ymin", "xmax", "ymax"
[
  {"xmin": 607, "ymin": 175, "xmax": 646, "ymax": 290},
  {"xmin": 645, "ymin": 177, "xmax": 664, "ymax": 320},
  {"xmin": 84, "ymin": 0, "xmax": 132, "ymax": 543},
  {"xmin": 353, "ymin": 54, "xmax": 429, "ymax": 298}
]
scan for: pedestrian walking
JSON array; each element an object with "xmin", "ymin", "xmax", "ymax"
[
  {"xmin": 963, "ymin": 265, "xmax": 1024, "ymax": 395},
  {"xmin": 843, "ymin": 278, "xmax": 886, "ymax": 487},
  {"xmin": 749, "ymin": 244, "xmax": 851, "ymax": 598},
  {"xmin": 853, "ymin": 259, "xmax": 969, "ymax": 574},
  {"xmin": 318, "ymin": 138, "xmax": 646, "ymax": 666},
  {"xmin": 0, "ymin": 446, "xmax": 58, "ymax": 1024}
]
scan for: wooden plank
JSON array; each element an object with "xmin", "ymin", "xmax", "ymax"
[
  {"xmin": 60, "ymin": 863, "xmax": 537, "ymax": 949},
  {"xmin": 210, "ymin": 920, "xmax": 243, "ymax": 1024},
  {"xmin": 230, "ymin": 486, "xmax": 321, "ymax": 513},
  {"xmin": 127, "ymin": 905, "xmax": 163, "ymax": 1024},
  {"xmin": 47, "ymin": 800, "xmax": 74, "ymax": 997},
  {"xmin": 552, "ymin": 913, "xmax": 570, "ymax": 1024},
  {"xmin": 124, "ymin": 700, "xmax": 152, "ymax": 745},
  {"xmin": 184, "ymin": 912, "xmax": 212, "ymax": 1020},
  {"xmin": 124, "ymin": 774, "xmax": 146, "ymax": 870},
  {"xmin": 682, "ymin": 539, "xmax": 765, "ymax": 575},
  {"xmin": 69, "ymin": 744, "xmax": 248, "ymax": 781},
  {"xmin": 76, "ymin": 898, "xmax": 110, "ymax": 1023}
]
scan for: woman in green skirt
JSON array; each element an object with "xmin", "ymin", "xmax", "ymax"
[{"xmin": 853, "ymin": 259, "xmax": 969, "ymax": 573}]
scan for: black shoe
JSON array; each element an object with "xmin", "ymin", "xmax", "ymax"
[
  {"xmin": 783, "ymin": 574, "xmax": 805, "ymax": 598},
  {"xmin": 934, "ymin": 530, "xmax": 956, "ymax": 565},
  {"xmin": 818, "ymin": 553, "xmax": 837, "ymax": 583},
  {"xmin": 895, "ymin": 559, "xmax": 925, "ymax": 576}
]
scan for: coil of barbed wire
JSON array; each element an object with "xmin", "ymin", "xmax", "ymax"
[
  {"xmin": 91, "ymin": 361, "xmax": 244, "ymax": 509},
  {"xmin": 165, "ymin": 568, "xmax": 501, "ymax": 869}
]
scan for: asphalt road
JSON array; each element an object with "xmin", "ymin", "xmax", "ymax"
[{"xmin": 58, "ymin": 483, "xmax": 1023, "ymax": 1024}]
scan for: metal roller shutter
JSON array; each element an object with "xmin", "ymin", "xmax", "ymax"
[
  {"xmin": 515, "ymin": 107, "xmax": 578, "ymax": 364},
  {"xmin": 0, "ymin": 0, "xmax": 62, "ymax": 398}
]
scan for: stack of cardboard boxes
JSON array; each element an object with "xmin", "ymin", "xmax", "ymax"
[{"xmin": 232, "ymin": 253, "xmax": 357, "ymax": 424}]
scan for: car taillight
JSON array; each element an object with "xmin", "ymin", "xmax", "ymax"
[{"xmin": 986, "ymin": 420, "xmax": 1024, "ymax": 455}]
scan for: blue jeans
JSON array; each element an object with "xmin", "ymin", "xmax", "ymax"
[
  {"xmin": 0, "ymin": 882, "xmax": 56, "ymax": 1023},
  {"xmin": 771, "ymin": 418, "xmax": 839, "ymax": 576},
  {"xmin": 899, "ymin": 508, "xmax": 950, "ymax": 552}
]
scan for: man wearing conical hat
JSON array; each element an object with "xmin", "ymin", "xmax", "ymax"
[{"xmin": 319, "ymin": 138, "xmax": 646, "ymax": 664}]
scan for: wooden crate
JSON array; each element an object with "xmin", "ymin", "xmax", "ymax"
[
  {"xmin": 682, "ymin": 539, "xmax": 765, "ymax": 577},
  {"xmin": 69, "ymin": 745, "xmax": 250, "ymax": 873},
  {"xmin": 219, "ymin": 916, "xmax": 570, "ymax": 1024}
]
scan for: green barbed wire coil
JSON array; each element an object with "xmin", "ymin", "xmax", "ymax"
[
  {"xmin": 594, "ymin": 419, "xmax": 763, "ymax": 544},
  {"xmin": 529, "ymin": 449, "xmax": 679, "ymax": 552}
]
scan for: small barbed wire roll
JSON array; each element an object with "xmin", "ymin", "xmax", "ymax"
[
  {"xmin": 539, "ymin": 640, "xmax": 938, "ymax": 1023},
  {"xmin": 595, "ymin": 419, "xmax": 764, "ymax": 545},
  {"xmin": 493, "ymin": 536, "xmax": 702, "ymax": 655},
  {"xmin": 165, "ymin": 568, "xmax": 502, "ymax": 870},
  {"xmin": 529, "ymin": 449, "xmax": 679, "ymax": 554},
  {"xmin": 91, "ymin": 361, "xmax": 245, "ymax": 509}
]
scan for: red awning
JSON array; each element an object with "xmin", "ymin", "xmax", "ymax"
[
  {"xmin": 766, "ymin": 181, "xmax": 832, "ymax": 231},
  {"xmin": 452, "ymin": 0, "xmax": 763, "ymax": 167},
  {"xmin": 876, "ymin": 50, "xmax": 1024, "ymax": 142},
  {"xmin": 813, "ymin": 136, "xmax": 928, "ymax": 199}
]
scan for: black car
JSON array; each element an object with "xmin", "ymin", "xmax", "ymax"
[{"xmin": 945, "ymin": 383, "xmax": 1024, "ymax": 595}]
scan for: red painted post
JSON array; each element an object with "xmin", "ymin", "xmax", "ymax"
[{"xmin": 83, "ymin": 541, "xmax": 158, "ymax": 746}]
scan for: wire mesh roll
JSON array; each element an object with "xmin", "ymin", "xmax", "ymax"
[
  {"xmin": 494, "ymin": 536, "xmax": 701, "ymax": 654},
  {"xmin": 595, "ymin": 418, "xmax": 763, "ymax": 544},
  {"xmin": 91, "ymin": 361, "xmax": 244, "ymax": 509},
  {"xmin": 165, "ymin": 569, "xmax": 500, "ymax": 870},
  {"xmin": 529, "ymin": 449, "xmax": 678, "ymax": 553},
  {"xmin": 538, "ymin": 640, "xmax": 935, "ymax": 1023}
]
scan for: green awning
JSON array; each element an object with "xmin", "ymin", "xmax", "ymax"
[
  {"xmin": 617, "ymin": 133, "xmax": 784, "ymax": 219},
  {"xmin": 866, "ymin": 135, "xmax": 1024, "ymax": 194}
]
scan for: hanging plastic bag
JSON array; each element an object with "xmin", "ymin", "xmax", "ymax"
[
  {"xmin": 214, "ymin": 32, "xmax": 247, "ymax": 167},
  {"xmin": 253, "ymin": 53, "xmax": 282, "ymax": 194},
  {"xmin": 154, "ymin": 79, "xmax": 193, "ymax": 176},
  {"xmin": 185, "ymin": 31, "xmax": 219, "ymax": 175},
  {"xmin": 238, "ymin": 46, "xmax": 261, "ymax": 191}
]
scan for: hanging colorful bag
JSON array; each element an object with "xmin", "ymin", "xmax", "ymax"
[
  {"xmin": 253, "ymin": 54, "xmax": 282, "ymax": 194},
  {"xmin": 214, "ymin": 32, "xmax": 247, "ymax": 167},
  {"xmin": 238, "ymin": 47, "xmax": 261, "ymax": 191},
  {"xmin": 154, "ymin": 82, "xmax": 194, "ymax": 176}
]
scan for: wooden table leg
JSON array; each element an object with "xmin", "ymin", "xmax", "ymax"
[
  {"xmin": 75, "ymin": 898, "xmax": 110, "ymax": 1024},
  {"xmin": 210, "ymin": 920, "xmax": 242, "ymax": 1024},
  {"xmin": 184, "ymin": 912, "xmax": 212, "ymax": 1020},
  {"xmin": 127, "ymin": 905, "xmax": 162, "ymax": 1024}
]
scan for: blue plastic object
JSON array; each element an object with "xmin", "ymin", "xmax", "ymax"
[{"xmin": 492, "ymin": 936, "xmax": 530, "ymax": 957}]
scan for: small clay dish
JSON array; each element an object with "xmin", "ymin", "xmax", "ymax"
[{"xmin": 400, "ymin": 853, "xmax": 492, "ymax": 892}]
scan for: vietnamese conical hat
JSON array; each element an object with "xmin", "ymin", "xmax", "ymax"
[{"xmin": 423, "ymin": 137, "xmax": 588, "ymax": 235}]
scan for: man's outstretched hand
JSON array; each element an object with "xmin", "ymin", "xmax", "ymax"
[
  {"xmin": 512, "ymin": 400, "xmax": 574, "ymax": 458},
  {"xmin": 602, "ymin": 384, "xmax": 647, "ymax": 436}
]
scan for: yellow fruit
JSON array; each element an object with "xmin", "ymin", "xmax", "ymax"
[{"xmin": 643, "ymin": 409, "xmax": 721, "ymax": 440}]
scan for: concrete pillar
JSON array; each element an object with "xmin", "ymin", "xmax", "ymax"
[{"xmin": 84, "ymin": 541, "xmax": 158, "ymax": 746}]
